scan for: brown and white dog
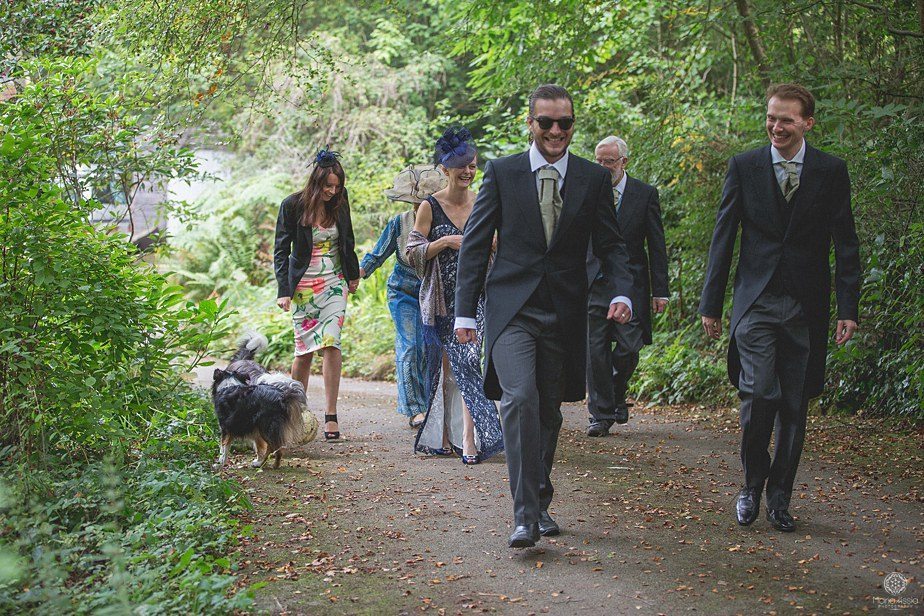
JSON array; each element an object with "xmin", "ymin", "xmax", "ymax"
[{"xmin": 211, "ymin": 332, "xmax": 306, "ymax": 469}]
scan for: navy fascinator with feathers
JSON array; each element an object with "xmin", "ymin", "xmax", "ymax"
[
  {"xmin": 314, "ymin": 146, "xmax": 341, "ymax": 168},
  {"xmin": 434, "ymin": 127, "xmax": 476, "ymax": 168}
]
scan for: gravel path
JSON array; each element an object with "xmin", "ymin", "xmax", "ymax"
[{"xmin": 201, "ymin": 370, "xmax": 922, "ymax": 615}]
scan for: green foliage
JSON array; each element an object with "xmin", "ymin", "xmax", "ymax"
[
  {"xmin": 0, "ymin": 62, "xmax": 231, "ymax": 456},
  {"xmin": 634, "ymin": 328, "xmax": 735, "ymax": 407},
  {"xmin": 341, "ymin": 257, "xmax": 396, "ymax": 379},
  {"xmin": 1, "ymin": 48, "xmax": 251, "ymax": 611},
  {"xmin": 0, "ymin": 402, "xmax": 256, "ymax": 614}
]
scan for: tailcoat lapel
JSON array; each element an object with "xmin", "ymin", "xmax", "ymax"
[
  {"xmin": 784, "ymin": 144, "xmax": 823, "ymax": 239},
  {"xmin": 751, "ymin": 146, "xmax": 785, "ymax": 234},
  {"xmin": 617, "ymin": 175, "xmax": 637, "ymax": 227},
  {"xmin": 511, "ymin": 152, "xmax": 547, "ymax": 249},
  {"xmin": 549, "ymin": 152, "xmax": 587, "ymax": 249}
]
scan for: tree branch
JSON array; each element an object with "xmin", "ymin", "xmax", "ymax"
[{"xmin": 734, "ymin": 0, "xmax": 771, "ymax": 88}]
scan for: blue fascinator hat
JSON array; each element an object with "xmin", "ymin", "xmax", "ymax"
[
  {"xmin": 434, "ymin": 127, "xmax": 476, "ymax": 169},
  {"xmin": 314, "ymin": 145, "xmax": 341, "ymax": 168}
]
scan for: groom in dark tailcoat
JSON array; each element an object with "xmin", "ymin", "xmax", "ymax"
[
  {"xmin": 699, "ymin": 83, "xmax": 861, "ymax": 532},
  {"xmin": 455, "ymin": 84, "xmax": 634, "ymax": 547}
]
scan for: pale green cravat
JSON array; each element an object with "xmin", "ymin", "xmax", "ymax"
[
  {"xmin": 778, "ymin": 160, "xmax": 800, "ymax": 202},
  {"xmin": 537, "ymin": 166, "xmax": 562, "ymax": 244},
  {"xmin": 614, "ymin": 186, "xmax": 623, "ymax": 214}
]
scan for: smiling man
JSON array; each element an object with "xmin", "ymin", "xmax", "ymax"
[
  {"xmin": 454, "ymin": 84, "xmax": 634, "ymax": 548},
  {"xmin": 699, "ymin": 83, "xmax": 861, "ymax": 533}
]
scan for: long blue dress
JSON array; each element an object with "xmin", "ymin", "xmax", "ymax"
[
  {"xmin": 414, "ymin": 196, "xmax": 504, "ymax": 460},
  {"xmin": 360, "ymin": 211, "xmax": 428, "ymax": 419}
]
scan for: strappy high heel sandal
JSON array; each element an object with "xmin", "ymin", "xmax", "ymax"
[{"xmin": 324, "ymin": 414, "xmax": 341, "ymax": 441}]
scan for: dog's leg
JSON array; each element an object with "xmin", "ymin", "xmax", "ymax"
[
  {"xmin": 252, "ymin": 436, "xmax": 268, "ymax": 468},
  {"xmin": 273, "ymin": 448, "xmax": 283, "ymax": 469},
  {"xmin": 214, "ymin": 433, "xmax": 232, "ymax": 470}
]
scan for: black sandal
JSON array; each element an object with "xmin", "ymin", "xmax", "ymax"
[{"xmin": 324, "ymin": 414, "xmax": 341, "ymax": 441}]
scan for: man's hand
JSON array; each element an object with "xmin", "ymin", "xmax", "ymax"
[
  {"xmin": 652, "ymin": 298, "xmax": 668, "ymax": 314},
  {"xmin": 607, "ymin": 301, "xmax": 631, "ymax": 324},
  {"xmin": 359, "ymin": 267, "xmax": 366, "ymax": 278},
  {"xmin": 701, "ymin": 315, "xmax": 721, "ymax": 339},
  {"xmin": 834, "ymin": 319, "xmax": 858, "ymax": 345},
  {"xmin": 455, "ymin": 328, "xmax": 477, "ymax": 344},
  {"xmin": 277, "ymin": 296, "xmax": 291, "ymax": 312},
  {"xmin": 348, "ymin": 279, "xmax": 359, "ymax": 294}
]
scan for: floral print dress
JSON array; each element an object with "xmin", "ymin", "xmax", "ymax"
[{"xmin": 292, "ymin": 225, "xmax": 348, "ymax": 355}]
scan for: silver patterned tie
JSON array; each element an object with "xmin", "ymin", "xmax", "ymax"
[
  {"xmin": 537, "ymin": 166, "xmax": 562, "ymax": 244},
  {"xmin": 779, "ymin": 161, "xmax": 800, "ymax": 202}
]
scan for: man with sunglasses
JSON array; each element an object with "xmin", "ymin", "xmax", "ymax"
[
  {"xmin": 455, "ymin": 84, "xmax": 634, "ymax": 548},
  {"xmin": 586, "ymin": 136, "xmax": 669, "ymax": 437}
]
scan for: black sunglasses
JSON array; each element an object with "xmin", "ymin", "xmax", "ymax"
[{"xmin": 530, "ymin": 115, "xmax": 575, "ymax": 131}]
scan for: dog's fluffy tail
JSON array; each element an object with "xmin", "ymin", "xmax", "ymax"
[
  {"xmin": 231, "ymin": 330, "xmax": 269, "ymax": 362},
  {"xmin": 256, "ymin": 374, "xmax": 307, "ymax": 447}
]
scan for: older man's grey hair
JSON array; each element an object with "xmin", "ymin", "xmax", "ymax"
[{"xmin": 596, "ymin": 136, "xmax": 629, "ymax": 158}]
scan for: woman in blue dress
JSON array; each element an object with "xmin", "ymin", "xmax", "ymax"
[
  {"xmin": 406, "ymin": 128, "xmax": 504, "ymax": 465},
  {"xmin": 359, "ymin": 167, "xmax": 446, "ymax": 428}
]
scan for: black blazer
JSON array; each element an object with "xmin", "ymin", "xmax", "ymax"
[
  {"xmin": 698, "ymin": 143, "xmax": 861, "ymax": 398},
  {"xmin": 456, "ymin": 151, "xmax": 634, "ymax": 402},
  {"xmin": 587, "ymin": 175, "xmax": 668, "ymax": 344},
  {"xmin": 273, "ymin": 189, "xmax": 361, "ymax": 299}
]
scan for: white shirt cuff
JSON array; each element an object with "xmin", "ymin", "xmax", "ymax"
[
  {"xmin": 454, "ymin": 317, "xmax": 477, "ymax": 330},
  {"xmin": 610, "ymin": 296, "xmax": 633, "ymax": 318},
  {"xmin": 653, "ymin": 297, "xmax": 669, "ymax": 301}
]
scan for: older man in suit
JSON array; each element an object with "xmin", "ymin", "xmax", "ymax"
[
  {"xmin": 699, "ymin": 83, "xmax": 861, "ymax": 532},
  {"xmin": 455, "ymin": 84, "xmax": 634, "ymax": 548},
  {"xmin": 586, "ymin": 136, "xmax": 669, "ymax": 436}
]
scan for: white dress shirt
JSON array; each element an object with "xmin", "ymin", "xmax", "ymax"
[{"xmin": 454, "ymin": 145, "xmax": 632, "ymax": 331}]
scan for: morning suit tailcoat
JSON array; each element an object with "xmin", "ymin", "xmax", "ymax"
[
  {"xmin": 698, "ymin": 143, "xmax": 861, "ymax": 399},
  {"xmin": 587, "ymin": 175, "xmax": 668, "ymax": 344},
  {"xmin": 273, "ymin": 189, "xmax": 361, "ymax": 299},
  {"xmin": 455, "ymin": 151, "xmax": 634, "ymax": 402}
]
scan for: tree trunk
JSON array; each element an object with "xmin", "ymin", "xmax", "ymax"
[{"xmin": 734, "ymin": 0, "xmax": 771, "ymax": 88}]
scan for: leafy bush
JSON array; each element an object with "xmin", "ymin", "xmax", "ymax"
[
  {"xmin": 0, "ymin": 57, "xmax": 252, "ymax": 611},
  {"xmin": 0, "ymin": 63, "xmax": 230, "ymax": 457},
  {"xmin": 0, "ymin": 401, "xmax": 256, "ymax": 614},
  {"xmin": 634, "ymin": 328, "xmax": 735, "ymax": 407}
]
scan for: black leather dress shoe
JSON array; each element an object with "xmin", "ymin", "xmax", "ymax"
[
  {"xmin": 508, "ymin": 523, "xmax": 540, "ymax": 548},
  {"xmin": 587, "ymin": 422, "xmax": 610, "ymax": 437},
  {"xmin": 538, "ymin": 511, "xmax": 560, "ymax": 536},
  {"xmin": 736, "ymin": 487, "xmax": 761, "ymax": 526},
  {"xmin": 767, "ymin": 508, "xmax": 795, "ymax": 532},
  {"xmin": 614, "ymin": 403, "xmax": 632, "ymax": 425}
]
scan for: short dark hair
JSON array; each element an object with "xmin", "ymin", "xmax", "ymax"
[
  {"xmin": 528, "ymin": 84, "xmax": 574, "ymax": 116},
  {"xmin": 766, "ymin": 83, "xmax": 815, "ymax": 118}
]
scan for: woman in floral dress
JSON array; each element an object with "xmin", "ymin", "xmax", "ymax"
[{"xmin": 273, "ymin": 148, "xmax": 360, "ymax": 440}]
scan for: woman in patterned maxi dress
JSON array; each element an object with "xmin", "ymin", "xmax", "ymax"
[
  {"xmin": 408, "ymin": 128, "xmax": 503, "ymax": 464},
  {"xmin": 273, "ymin": 150, "xmax": 360, "ymax": 440}
]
